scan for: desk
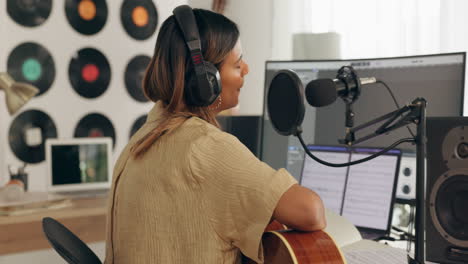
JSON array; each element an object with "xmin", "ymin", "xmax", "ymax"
[{"xmin": 0, "ymin": 197, "xmax": 107, "ymax": 255}]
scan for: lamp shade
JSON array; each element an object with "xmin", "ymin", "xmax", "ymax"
[{"xmin": 0, "ymin": 72, "xmax": 39, "ymax": 115}]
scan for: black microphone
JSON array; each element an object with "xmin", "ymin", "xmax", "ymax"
[{"xmin": 305, "ymin": 76, "xmax": 377, "ymax": 107}]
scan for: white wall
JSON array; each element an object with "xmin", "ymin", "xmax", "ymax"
[
  {"xmin": 271, "ymin": 0, "xmax": 294, "ymax": 60},
  {"xmin": 226, "ymin": 0, "xmax": 273, "ymax": 115}
]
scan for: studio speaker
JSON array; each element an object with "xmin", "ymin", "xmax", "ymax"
[
  {"xmin": 216, "ymin": 115, "xmax": 262, "ymax": 158},
  {"xmin": 426, "ymin": 117, "xmax": 468, "ymax": 264},
  {"xmin": 396, "ymin": 151, "xmax": 416, "ymax": 202}
]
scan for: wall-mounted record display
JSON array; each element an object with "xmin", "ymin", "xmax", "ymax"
[
  {"xmin": 69, "ymin": 47, "xmax": 111, "ymax": 99},
  {"xmin": 125, "ymin": 55, "xmax": 150, "ymax": 102},
  {"xmin": 65, "ymin": 0, "xmax": 108, "ymax": 35},
  {"xmin": 8, "ymin": 109, "xmax": 58, "ymax": 164},
  {"xmin": 129, "ymin": 114, "xmax": 147, "ymax": 139},
  {"xmin": 2, "ymin": 0, "xmax": 173, "ymax": 192},
  {"xmin": 7, "ymin": 0, "xmax": 52, "ymax": 27},
  {"xmin": 7, "ymin": 42, "xmax": 56, "ymax": 97},
  {"xmin": 121, "ymin": 0, "xmax": 158, "ymax": 40},
  {"xmin": 74, "ymin": 113, "xmax": 116, "ymax": 148}
]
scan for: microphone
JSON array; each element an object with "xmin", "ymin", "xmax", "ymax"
[{"xmin": 305, "ymin": 76, "xmax": 377, "ymax": 107}]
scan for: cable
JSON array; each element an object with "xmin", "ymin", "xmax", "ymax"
[
  {"xmin": 376, "ymin": 80, "xmax": 416, "ymax": 138},
  {"xmin": 392, "ymin": 226, "xmax": 415, "ymax": 241},
  {"xmin": 297, "ymin": 133, "xmax": 414, "ymax": 167}
]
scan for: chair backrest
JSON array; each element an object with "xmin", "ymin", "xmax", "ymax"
[{"xmin": 42, "ymin": 217, "xmax": 102, "ymax": 264}]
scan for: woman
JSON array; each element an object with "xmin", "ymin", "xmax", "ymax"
[{"xmin": 105, "ymin": 5, "xmax": 326, "ymax": 264}]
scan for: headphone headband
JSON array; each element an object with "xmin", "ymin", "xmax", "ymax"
[
  {"xmin": 172, "ymin": 5, "xmax": 222, "ymax": 107},
  {"xmin": 173, "ymin": 6, "xmax": 201, "ymax": 51}
]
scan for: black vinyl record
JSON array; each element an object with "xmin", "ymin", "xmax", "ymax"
[
  {"xmin": 125, "ymin": 55, "xmax": 150, "ymax": 102},
  {"xmin": 120, "ymin": 0, "xmax": 158, "ymax": 40},
  {"xmin": 7, "ymin": 0, "xmax": 52, "ymax": 27},
  {"xmin": 7, "ymin": 42, "xmax": 55, "ymax": 97},
  {"xmin": 74, "ymin": 113, "xmax": 116, "ymax": 147},
  {"xmin": 69, "ymin": 47, "xmax": 111, "ymax": 98},
  {"xmin": 65, "ymin": 0, "xmax": 108, "ymax": 35},
  {"xmin": 8, "ymin": 109, "xmax": 58, "ymax": 164},
  {"xmin": 129, "ymin": 114, "xmax": 147, "ymax": 139}
]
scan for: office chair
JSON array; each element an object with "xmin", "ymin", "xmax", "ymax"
[{"xmin": 42, "ymin": 217, "xmax": 102, "ymax": 264}]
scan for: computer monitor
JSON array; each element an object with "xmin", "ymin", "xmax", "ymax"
[
  {"xmin": 45, "ymin": 137, "xmax": 112, "ymax": 192},
  {"xmin": 300, "ymin": 145, "xmax": 402, "ymax": 238},
  {"xmin": 261, "ymin": 53, "xmax": 466, "ymax": 180}
]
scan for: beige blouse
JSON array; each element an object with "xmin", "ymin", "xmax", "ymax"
[{"xmin": 105, "ymin": 102, "xmax": 297, "ymax": 264}]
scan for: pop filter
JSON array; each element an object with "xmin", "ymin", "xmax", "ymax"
[{"xmin": 267, "ymin": 69, "xmax": 305, "ymax": 136}]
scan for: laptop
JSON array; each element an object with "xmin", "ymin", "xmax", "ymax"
[
  {"xmin": 300, "ymin": 145, "xmax": 402, "ymax": 240},
  {"xmin": 45, "ymin": 137, "xmax": 113, "ymax": 198}
]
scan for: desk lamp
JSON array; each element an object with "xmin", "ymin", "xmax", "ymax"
[
  {"xmin": 0, "ymin": 72, "xmax": 39, "ymax": 115},
  {"xmin": 0, "ymin": 72, "xmax": 39, "ymax": 189}
]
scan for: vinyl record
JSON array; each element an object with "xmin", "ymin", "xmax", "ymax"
[
  {"xmin": 125, "ymin": 55, "xmax": 150, "ymax": 102},
  {"xmin": 8, "ymin": 109, "xmax": 58, "ymax": 164},
  {"xmin": 7, "ymin": 42, "xmax": 55, "ymax": 97},
  {"xmin": 129, "ymin": 114, "xmax": 147, "ymax": 139},
  {"xmin": 74, "ymin": 113, "xmax": 116, "ymax": 147},
  {"xmin": 69, "ymin": 47, "xmax": 111, "ymax": 98},
  {"xmin": 7, "ymin": 0, "xmax": 52, "ymax": 27},
  {"xmin": 120, "ymin": 0, "xmax": 158, "ymax": 40},
  {"xmin": 65, "ymin": 0, "xmax": 108, "ymax": 35}
]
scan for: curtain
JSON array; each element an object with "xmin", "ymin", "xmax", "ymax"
[{"xmin": 273, "ymin": 0, "xmax": 468, "ymax": 59}]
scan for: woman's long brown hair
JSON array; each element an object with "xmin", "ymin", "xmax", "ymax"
[{"xmin": 131, "ymin": 9, "xmax": 239, "ymax": 158}]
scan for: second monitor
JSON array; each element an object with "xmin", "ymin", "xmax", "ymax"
[{"xmin": 262, "ymin": 52, "xmax": 466, "ymax": 180}]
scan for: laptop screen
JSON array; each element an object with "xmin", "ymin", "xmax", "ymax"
[
  {"xmin": 46, "ymin": 138, "xmax": 112, "ymax": 192},
  {"xmin": 300, "ymin": 145, "xmax": 401, "ymax": 233}
]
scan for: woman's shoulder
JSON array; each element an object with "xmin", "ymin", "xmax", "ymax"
[{"xmin": 183, "ymin": 116, "xmax": 239, "ymax": 145}]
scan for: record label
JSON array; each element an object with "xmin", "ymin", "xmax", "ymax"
[
  {"xmin": 69, "ymin": 47, "xmax": 111, "ymax": 99},
  {"xmin": 7, "ymin": 0, "xmax": 52, "ymax": 27},
  {"xmin": 74, "ymin": 113, "xmax": 116, "ymax": 147},
  {"xmin": 78, "ymin": 0, "xmax": 96, "ymax": 20},
  {"xmin": 129, "ymin": 114, "xmax": 147, "ymax": 138},
  {"xmin": 125, "ymin": 55, "xmax": 150, "ymax": 102},
  {"xmin": 121, "ymin": 0, "xmax": 158, "ymax": 40},
  {"xmin": 132, "ymin": 6, "xmax": 149, "ymax": 27},
  {"xmin": 22, "ymin": 58, "xmax": 42, "ymax": 82},
  {"xmin": 8, "ymin": 109, "xmax": 58, "ymax": 164},
  {"xmin": 65, "ymin": 0, "xmax": 107, "ymax": 35},
  {"xmin": 7, "ymin": 42, "xmax": 55, "ymax": 96},
  {"xmin": 82, "ymin": 64, "xmax": 100, "ymax": 82}
]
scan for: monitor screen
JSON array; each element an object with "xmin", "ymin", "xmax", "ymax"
[
  {"xmin": 300, "ymin": 145, "xmax": 401, "ymax": 232},
  {"xmin": 261, "ymin": 53, "xmax": 466, "ymax": 180}
]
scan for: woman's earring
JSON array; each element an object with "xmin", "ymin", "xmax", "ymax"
[{"xmin": 209, "ymin": 95, "xmax": 222, "ymax": 111}]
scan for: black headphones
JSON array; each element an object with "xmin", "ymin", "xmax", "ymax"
[{"xmin": 172, "ymin": 5, "xmax": 222, "ymax": 107}]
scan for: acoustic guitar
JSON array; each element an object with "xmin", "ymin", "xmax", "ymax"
[{"xmin": 244, "ymin": 221, "xmax": 346, "ymax": 264}]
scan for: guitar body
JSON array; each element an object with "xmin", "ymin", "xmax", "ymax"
[
  {"xmin": 244, "ymin": 221, "xmax": 346, "ymax": 264},
  {"xmin": 262, "ymin": 229, "xmax": 346, "ymax": 264}
]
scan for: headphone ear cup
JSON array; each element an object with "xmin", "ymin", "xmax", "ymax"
[
  {"xmin": 204, "ymin": 62, "xmax": 222, "ymax": 99},
  {"xmin": 184, "ymin": 62, "xmax": 222, "ymax": 106},
  {"xmin": 184, "ymin": 71, "xmax": 198, "ymax": 106}
]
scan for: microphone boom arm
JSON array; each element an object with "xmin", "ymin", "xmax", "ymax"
[
  {"xmin": 335, "ymin": 97, "xmax": 427, "ymax": 264},
  {"xmin": 299, "ymin": 97, "xmax": 426, "ymax": 264},
  {"xmin": 339, "ymin": 99, "xmax": 422, "ymax": 146}
]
